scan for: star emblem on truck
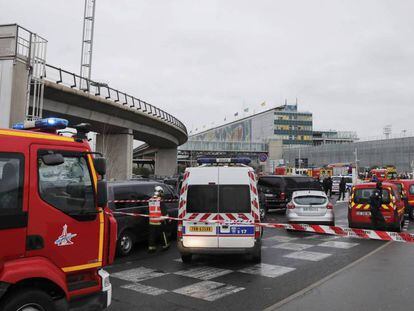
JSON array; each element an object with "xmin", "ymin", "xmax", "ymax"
[{"xmin": 54, "ymin": 224, "xmax": 78, "ymax": 246}]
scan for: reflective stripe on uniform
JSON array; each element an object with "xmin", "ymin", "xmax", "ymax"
[{"xmin": 149, "ymin": 198, "xmax": 162, "ymax": 224}]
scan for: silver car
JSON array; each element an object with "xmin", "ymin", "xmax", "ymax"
[{"xmin": 286, "ymin": 190, "xmax": 334, "ymax": 226}]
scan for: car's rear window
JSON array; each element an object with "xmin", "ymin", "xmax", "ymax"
[
  {"xmin": 285, "ymin": 177, "xmax": 323, "ymax": 191},
  {"xmin": 354, "ymin": 188, "xmax": 391, "ymax": 204},
  {"xmin": 294, "ymin": 196, "xmax": 327, "ymax": 205},
  {"xmin": 219, "ymin": 185, "xmax": 251, "ymax": 213},
  {"xmin": 186, "ymin": 185, "xmax": 218, "ymax": 213},
  {"xmin": 186, "ymin": 184, "xmax": 251, "ymax": 213},
  {"xmin": 258, "ymin": 177, "xmax": 283, "ymax": 190}
]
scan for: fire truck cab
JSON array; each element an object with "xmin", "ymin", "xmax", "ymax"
[{"xmin": 0, "ymin": 118, "xmax": 117, "ymax": 311}]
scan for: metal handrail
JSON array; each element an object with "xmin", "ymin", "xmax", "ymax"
[{"xmin": 43, "ymin": 64, "xmax": 188, "ymax": 134}]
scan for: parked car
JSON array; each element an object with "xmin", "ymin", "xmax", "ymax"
[
  {"xmin": 286, "ymin": 190, "xmax": 334, "ymax": 225},
  {"xmin": 348, "ymin": 183, "xmax": 406, "ymax": 232},
  {"xmin": 107, "ymin": 180, "xmax": 179, "ymax": 256},
  {"xmin": 258, "ymin": 175, "xmax": 323, "ymax": 214}
]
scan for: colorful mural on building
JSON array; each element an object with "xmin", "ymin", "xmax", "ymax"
[{"xmin": 193, "ymin": 119, "xmax": 252, "ymax": 142}]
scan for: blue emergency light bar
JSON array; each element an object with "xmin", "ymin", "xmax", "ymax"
[
  {"xmin": 12, "ymin": 118, "xmax": 69, "ymax": 131},
  {"xmin": 197, "ymin": 157, "xmax": 251, "ymax": 165}
]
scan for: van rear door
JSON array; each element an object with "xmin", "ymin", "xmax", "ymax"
[
  {"xmin": 182, "ymin": 167, "xmax": 219, "ymax": 248},
  {"xmin": 217, "ymin": 167, "xmax": 255, "ymax": 248}
]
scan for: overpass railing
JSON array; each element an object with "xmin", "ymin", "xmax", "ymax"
[{"xmin": 44, "ymin": 64, "xmax": 187, "ymax": 134}]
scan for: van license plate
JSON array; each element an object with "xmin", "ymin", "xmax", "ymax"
[
  {"xmin": 189, "ymin": 226, "xmax": 213, "ymax": 232},
  {"xmin": 356, "ymin": 211, "xmax": 371, "ymax": 216}
]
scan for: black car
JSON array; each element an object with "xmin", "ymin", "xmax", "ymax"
[
  {"xmin": 107, "ymin": 180, "xmax": 179, "ymax": 256},
  {"xmin": 258, "ymin": 175, "xmax": 323, "ymax": 214}
]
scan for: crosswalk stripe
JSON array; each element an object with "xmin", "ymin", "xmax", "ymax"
[
  {"xmin": 318, "ymin": 241, "xmax": 359, "ymax": 249},
  {"xmin": 173, "ymin": 281, "xmax": 244, "ymax": 301},
  {"xmin": 238, "ymin": 263, "xmax": 295, "ymax": 278},
  {"xmin": 271, "ymin": 242, "xmax": 313, "ymax": 251},
  {"xmin": 121, "ymin": 283, "xmax": 168, "ymax": 296},
  {"xmin": 111, "ymin": 267, "xmax": 167, "ymax": 282},
  {"xmin": 264, "ymin": 235, "xmax": 298, "ymax": 242},
  {"xmin": 284, "ymin": 250, "xmax": 332, "ymax": 261},
  {"xmin": 174, "ymin": 267, "xmax": 233, "ymax": 280}
]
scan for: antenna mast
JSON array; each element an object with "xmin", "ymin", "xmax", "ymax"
[{"xmin": 80, "ymin": 0, "xmax": 97, "ymax": 90}]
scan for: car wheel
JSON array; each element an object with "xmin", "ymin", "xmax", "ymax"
[
  {"xmin": 117, "ymin": 230, "xmax": 134, "ymax": 257},
  {"xmin": 259, "ymin": 207, "xmax": 266, "ymax": 220},
  {"xmin": 0, "ymin": 288, "xmax": 57, "ymax": 311},
  {"xmin": 181, "ymin": 254, "xmax": 192, "ymax": 263}
]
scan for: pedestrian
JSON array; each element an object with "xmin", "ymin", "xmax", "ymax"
[
  {"xmin": 338, "ymin": 177, "xmax": 346, "ymax": 201},
  {"xmin": 148, "ymin": 186, "xmax": 170, "ymax": 253},
  {"xmin": 322, "ymin": 177, "xmax": 329, "ymax": 195},
  {"xmin": 369, "ymin": 181, "xmax": 386, "ymax": 229},
  {"xmin": 327, "ymin": 176, "xmax": 333, "ymax": 198}
]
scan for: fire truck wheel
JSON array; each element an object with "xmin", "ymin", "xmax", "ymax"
[
  {"xmin": 117, "ymin": 230, "xmax": 134, "ymax": 257},
  {"xmin": 0, "ymin": 288, "xmax": 56, "ymax": 311}
]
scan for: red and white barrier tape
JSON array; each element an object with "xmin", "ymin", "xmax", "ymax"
[
  {"xmin": 108, "ymin": 211, "xmax": 414, "ymax": 243},
  {"xmin": 108, "ymin": 199, "xmax": 179, "ymax": 204}
]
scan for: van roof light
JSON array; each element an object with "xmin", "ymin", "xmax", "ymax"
[
  {"xmin": 12, "ymin": 118, "xmax": 69, "ymax": 131},
  {"xmin": 197, "ymin": 157, "xmax": 251, "ymax": 165}
]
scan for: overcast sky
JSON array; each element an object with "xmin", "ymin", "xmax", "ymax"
[{"xmin": 1, "ymin": 0, "xmax": 413, "ymax": 139}]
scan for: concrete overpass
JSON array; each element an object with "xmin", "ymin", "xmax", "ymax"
[{"xmin": 0, "ymin": 24, "xmax": 187, "ymax": 179}]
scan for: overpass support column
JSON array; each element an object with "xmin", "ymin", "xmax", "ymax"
[
  {"xmin": 155, "ymin": 148, "xmax": 177, "ymax": 177},
  {"xmin": 96, "ymin": 130, "xmax": 133, "ymax": 180}
]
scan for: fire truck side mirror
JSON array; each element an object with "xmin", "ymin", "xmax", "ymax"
[
  {"xmin": 97, "ymin": 180, "xmax": 108, "ymax": 207},
  {"xmin": 94, "ymin": 157, "xmax": 107, "ymax": 176},
  {"xmin": 41, "ymin": 153, "xmax": 64, "ymax": 166}
]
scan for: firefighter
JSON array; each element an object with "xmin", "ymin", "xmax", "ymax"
[
  {"xmin": 370, "ymin": 181, "xmax": 386, "ymax": 229},
  {"xmin": 148, "ymin": 186, "xmax": 170, "ymax": 253}
]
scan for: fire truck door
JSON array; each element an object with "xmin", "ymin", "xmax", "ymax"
[{"xmin": 27, "ymin": 145, "xmax": 103, "ymax": 272}]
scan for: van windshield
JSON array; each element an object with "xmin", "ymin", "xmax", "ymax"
[
  {"xmin": 354, "ymin": 188, "xmax": 391, "ymax": 204},
  {"xmin": 186, "ymin": 184, "xmax": 251, "ymax": 213}
]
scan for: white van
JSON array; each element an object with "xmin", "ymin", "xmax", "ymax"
[{"xmin": 177, "ymin": 158, "xmax": 262, "ymax": 263}]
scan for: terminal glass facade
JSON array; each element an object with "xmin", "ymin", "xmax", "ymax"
[{"xmin": 273, "ymin": 105, "xmax": 313, "ymax": 145}]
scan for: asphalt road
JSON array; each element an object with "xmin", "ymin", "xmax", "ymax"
[{"xmin": 106, "ymin": 199, "xmax": 413, "ymax": 311}]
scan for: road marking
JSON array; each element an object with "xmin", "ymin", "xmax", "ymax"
[
  {"xmin": 303, "ymin": 234, "xmax": 338, "ymax": 241},
  {"xmin": 238, "ymin": 263, "xmax": 295, "ymax": 278},
  {"xmin": 264, "ymin": 242, "xmax": 391, "ymax": 311},
  {"xmin": 174, "ymin": 266, "xmax": 233, "ymax": 280},
  {"xmin": 173, "ymin": 280, "xmax": 244, "ymax": 301},
  {"xmin": 272, "ymin": 242, "xmax": 313, "ymax": 251},
  {"xmin": 111, "ymin": 267, "xmax": 167, "ymax": 282},
  {"xmin": 265, "ymin": 235, "xmax": 298, "ymax": 242},
  {"xmin": 121, "ymin": 283, "xmax": 168, "ymax": 296},
  {"xmin": 284, "ymin": 251, "xmax": 332, "ymax": 261},
  {"xmin": 318, "ymin": 241, "xmax": 359, "ymax": 249}
]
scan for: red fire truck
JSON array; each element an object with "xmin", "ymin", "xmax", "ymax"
[{"xmin": 0, "ymin": 118, "xmax": 117, "ymax": 310}]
